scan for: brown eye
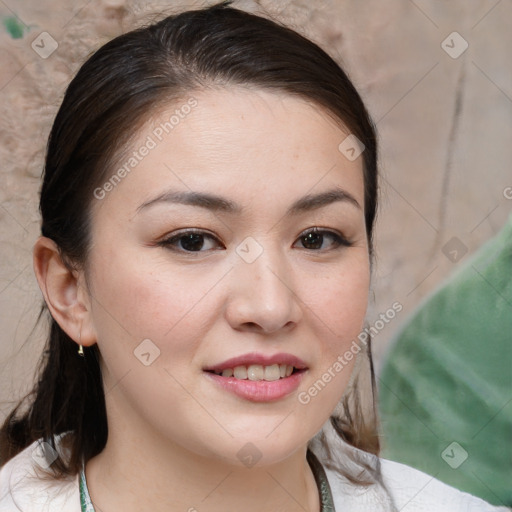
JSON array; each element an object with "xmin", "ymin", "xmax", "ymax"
[
  {"xmin": 160, "ymin": 230, "xmax": 223, "ymax": 253},
  {"xmin": 294, "ymin": 228, "xmax": 352, "ymax": 251},
  {"xmin": 300, "ymin": 231, "xmax": 324, "ymax": 250},
  {"xmin": 177, "ymin": 233, "xmax": 207, "ymax": 251}
]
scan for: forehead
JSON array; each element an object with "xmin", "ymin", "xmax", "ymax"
[
  {"xmin": 161, "ymin": 87, "xmax": 349, "ymax": 160},
  {"xmin": 91, "ymin": 87, "xmax": 365, "ymax": 216}
]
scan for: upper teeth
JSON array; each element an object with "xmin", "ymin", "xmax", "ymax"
[{"xmin": 214, "ymin": 364, "xmax": 294, "ymax": 381}]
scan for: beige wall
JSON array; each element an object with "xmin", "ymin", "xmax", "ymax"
[{"xmin": 1, "ymin": 0, "xmax": 511, "ymax": 422}]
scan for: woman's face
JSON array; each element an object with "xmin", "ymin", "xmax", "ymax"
[{"xmin": 84, "ymin": 87, "xmax": 370, "ymax": 466}]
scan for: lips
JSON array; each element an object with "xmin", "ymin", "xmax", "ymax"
[
  {"xmin": 203, "ymin": 352, "xmax": 308, "ymax": 401},
  {"xmin": 203, "ymin": 352, "xmax": 307, "ymax": 373},
  {"xmin": 203, "ymin": 352, "xmax": 307, "ymax": 382}
]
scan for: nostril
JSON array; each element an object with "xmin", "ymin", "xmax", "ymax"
[{"xmin": 244, "ymin": 322, "xmax": 259, "ymax": 329}]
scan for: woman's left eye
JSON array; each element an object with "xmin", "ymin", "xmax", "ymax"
[{"xmin": 293, "ymin": 228, "xmax": 352, "ymax": 251}]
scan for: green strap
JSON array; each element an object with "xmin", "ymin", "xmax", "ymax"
[
  {"xmin": 79, "ymin": 451, "xmax": 335, "ymax": 511},
  {"xmin": 307, "ymin": 449, "xmax": 336, "ymax": 512},
  {"xmin": 79, "ymin": 462, "xmax": 95, "ymax": 512}
]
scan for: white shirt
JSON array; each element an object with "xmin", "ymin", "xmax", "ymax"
[{"xmin": 0, "ymin": 436, "xmax": 509, "ymax": 511}]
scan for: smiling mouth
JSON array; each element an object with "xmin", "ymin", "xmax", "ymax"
[{"xmin": 205, "ymin": 364, "xmax": 304, "ymax": 381}]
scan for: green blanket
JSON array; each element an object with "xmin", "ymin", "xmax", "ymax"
[{"xmin": 379, "ymin": 213, "xmax": 512, "ymax": 507}]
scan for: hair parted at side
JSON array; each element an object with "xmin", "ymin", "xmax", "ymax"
[{"xmin": 0, "ymin": 0, "xmax": 380, "ymax": 487}]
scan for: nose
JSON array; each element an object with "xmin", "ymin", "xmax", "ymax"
[{"xmin": 224, "ymin": 244, "xmax": 302, "ymax": 334}]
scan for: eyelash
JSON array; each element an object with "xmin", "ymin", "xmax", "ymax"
[{"xmin": 158, "ymin": 227, "xmax": 353, "ymax": 254}]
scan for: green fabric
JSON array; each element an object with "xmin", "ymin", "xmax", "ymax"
[
  {"xmin": 79, "ymin": 463, "xmax": 95, "ymax": 512},
  {"xmin": 379, "ymin": 213, "xmax": 512, "ymax": 507}
]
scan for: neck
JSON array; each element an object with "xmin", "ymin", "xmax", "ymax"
[
  {"xmin": 85, "ymin": 435, "xmax": 320, "ymax": 512},
  {"xmin": 84, "ymin": 397, "xmax": 321, "ymax": 512}
]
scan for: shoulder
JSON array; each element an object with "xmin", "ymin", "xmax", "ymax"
[
  {"xmin": 0, "ymin": 436, "xmax": 80, "ymax": 512},
  {"xmin": 323, "ymin": 457, "xmax": 510, "ymax": 511},
  {"xmin": 379, "ymin": 458, "xmax": 509, "ymax": 511}
]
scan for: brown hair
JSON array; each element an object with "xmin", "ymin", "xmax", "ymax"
[{"xmin": 1, "ymin": 0, "xmax": 381, "ymax": 487}]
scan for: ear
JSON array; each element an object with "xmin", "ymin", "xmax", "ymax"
[{"xmin": 32, "ymin": 236, "xmax": 96, "ymax": 347}]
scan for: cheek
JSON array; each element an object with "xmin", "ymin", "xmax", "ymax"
[
  {"xmin": 302, "ymin": 256, "xmax": 370, "ymax": 344},
  {"xmin": 296, "ymin": 259, "xmax": 369, "ymax": 419},
  {"xmin": 88, "ymin": 249, "xmax": 224, "ymax": 355}
]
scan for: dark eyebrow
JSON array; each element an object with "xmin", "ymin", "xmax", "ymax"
[
  {"xmin": 286, "ymin": 188, "xmax": 361, "ymax": 215},
  {"xmin": 136, "ymin": 190, "xmax": 242, "ymax": 214},
  {"xmin": 136, "ymin": 187, "xmax": 361, "ymax": 215}
]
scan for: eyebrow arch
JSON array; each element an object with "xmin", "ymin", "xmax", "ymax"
[
  {"xmin": 286, "ymin": 188, "xmax": 361, "ymax": 215},
  {"xmin": 136, "ymin": 187, "xmax": 361, "ymax": 215},
  {"xmin": 136, "ymin": 190, "xmax": 242, "ymax": 214}
]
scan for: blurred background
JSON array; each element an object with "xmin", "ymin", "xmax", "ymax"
[{"xmin": 0, "ymin": 0, "xmax": 510, "ymax": 505}]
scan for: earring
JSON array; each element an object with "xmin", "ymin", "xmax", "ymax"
[{"xmin": 78, "ymin": 329, "xmax": 84, "ymax": 357}]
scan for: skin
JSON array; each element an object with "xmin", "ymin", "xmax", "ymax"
[{"xmin": 33, "ymin": 87, "xmax": 370, "ymax": 512}]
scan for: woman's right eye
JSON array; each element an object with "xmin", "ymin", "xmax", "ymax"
[{"xmin": 159, "ymin": 230, "xmax": 224, "ymax": 253}]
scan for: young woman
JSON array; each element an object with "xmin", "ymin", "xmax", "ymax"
[{"xmin": 0, "ymin": 2, "xmax": 507, "ymax": 511}]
